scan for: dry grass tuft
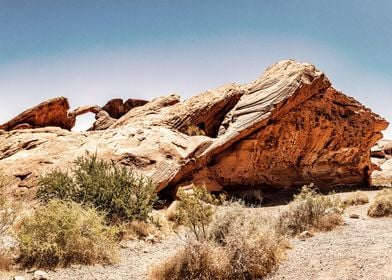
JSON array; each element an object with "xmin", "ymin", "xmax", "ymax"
[
  {"xmin": 315, "ymin": 212, "xmax": 343, "ymax": 231},
  {"xmin": 343, "ymin": 191, "xmax": 369, "ymax": 206},
  {"xmin": 368, "ymin": 188, "xmax": 392, "ymax": 217},
  {"xmin": 277, "ymin": 185, "xmax": 344, "ymax": 236},
  {"xmin": 122, "ymin": 220, "xmax": 156, "ymax": 239},
  {"xmin": 210, "ymin": 204, "xmax": 287, "ymax": 279},
  {"xmin": 150, "ymin": 242, "xmax": 229, "ymax": 280}
]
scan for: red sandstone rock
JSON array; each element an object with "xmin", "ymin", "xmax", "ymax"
[
  {"xmin": 0, "ymin": 97, "xmax": 73, "ymax": 131},
  {"xmin": 0, "ymin": 60, "xmax": 389, "ymax": 201},
  {"xmin": 102, "ymin": 98, "xmax": 148, "ymax": 119}
]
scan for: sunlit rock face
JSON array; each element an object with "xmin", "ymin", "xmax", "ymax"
[
  {"xmin": 207, "ymin": 87, "xmax": 386, "ymax": 191},
  {"xmin": 0, "ymin": 60, "xmax": 388, "ymax": 200}
]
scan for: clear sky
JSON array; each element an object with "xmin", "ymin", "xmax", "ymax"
[{"xmin": 0, "ymin": 0, "xmax": 391, "ymax": 138}]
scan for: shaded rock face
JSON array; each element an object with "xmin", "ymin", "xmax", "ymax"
[{"xmin": 0, "ymin": 60, "xmax": 389, "ymax": 201}]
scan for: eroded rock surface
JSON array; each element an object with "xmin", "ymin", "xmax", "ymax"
[{"xmin": 0, "ymin": 60, "xmax": 389, "ymax": 200}]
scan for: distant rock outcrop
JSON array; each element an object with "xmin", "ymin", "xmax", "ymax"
[
  {"xmin": 0, "ymin": 97, "xmax": 149, "ymax": 132},
  {"xmin": 0, "ymin": 60, "xmax": 389, "ymax": 200},
  {"xmin": 371, "ymin": 140, "xmax": 392, "ymax": 187},
  {"xmin": 0, "ymin": 97, "xmax": 73, "ymax": 131},
  {"xmin": 102, "ymin": 98, "xmax": 148, "ymax": 119}
]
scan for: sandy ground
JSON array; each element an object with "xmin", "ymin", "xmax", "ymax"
[
  {"xmin": 267, "ymin": 191, "xmax": 392, "ymax": 280},
  {"xmin": 0, "ymin": 233, "xmax": 186, "ymax": 280},
  {"xmin": 2, "ymin": 190, "xmax": 392, "ymax": 280}
]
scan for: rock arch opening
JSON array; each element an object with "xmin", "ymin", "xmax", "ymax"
[{"xmin": 72, "ymin": 113, "xmax": 97, "ymax": 132}]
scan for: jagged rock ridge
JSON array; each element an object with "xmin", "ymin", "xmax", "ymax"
[{"xmin": 0, "ymin": 60, "xmax": 389, "ymax": 200}]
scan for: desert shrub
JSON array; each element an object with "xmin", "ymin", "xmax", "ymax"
[
  {"xmin": 315, "ymin": 212, "xmax": 343, "ymax": 231},
  {"xmin": 277, "ymin": 184, "xmax": 344, "ymax": 235},
  {"xmin": 0, "ymin": 195, "xmax": 19, "ymax": 235},
  {"xmin": 343, "ymin": 191, "xmax": 369, "ymax": 206},
  {"xmin": 18, "ymin": 200, "xmax": 118, "ymax": 268},
  {"xmin": 367, "ymin": 188, "xmax": 392, "ymax": 217},
  {"xmin": 207, "ymin": 201, "xmax": 247, "ymax": 244},
  {"xmin": 175, "ymin": 186, "xmax": 220, "ymax": 241},
  {"xmin": 152, "ymin": 203, "xmax": 286, "ymax": 280},
  {"xmin": 37, "ymin": 153, "xmax": 157, "ymax": 222},
  {"xmin": 37, "ymin": 169, "xmax": 76, "ymax": 201},
  {"xmin": 209, "ymin": 204, "xmax": 286, "ymax": 279},
  {"xmin": 150, "ymin": 241, "xmax": 230, "ymax": 280}
]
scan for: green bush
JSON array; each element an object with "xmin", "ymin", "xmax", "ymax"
[
  {"xmin": 277, "ymin": 184, "xmax": 344, "ymax": 235},
  {"xmin": 175, "ymin": 186, "xmax": 219, "ymax": 241},
  {"xmin": 37, "ymin": 153, "xmax": 157, "ymax": 222},
  {"xmin": 37, "ymin": 169, "xmax": 76, "ymax": 200},
  {"xmin": 18, "ymin": 200, "xmax": 118, "ymax": 268}
]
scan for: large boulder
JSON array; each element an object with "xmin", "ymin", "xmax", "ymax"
[{"xmin": 0, "ymin": 60, "xmax": 389, "ymax": 201}]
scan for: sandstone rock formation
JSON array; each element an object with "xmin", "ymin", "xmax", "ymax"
[
  {"xmin": 371, "ymin": 139, "xmax": 392, "ymax": 187},
  {"xmin": 0, "ymin": 97, "xmax": 73, "ymax": 131},
  {"xmin": 102, "ymin": 98, "xmax": 148, "ymax": 119},
  {"xmin": 0, "ymin": 60, "xmax": 389, "ymax": 201},
  {"xmin": 0, "ymin": 97, "xmax": 148, "ymax": 132}
]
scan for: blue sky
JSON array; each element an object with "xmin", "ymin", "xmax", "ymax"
[{"xmin": 0, "ymin": 1, "xmax": 391, "ymax": 137}]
